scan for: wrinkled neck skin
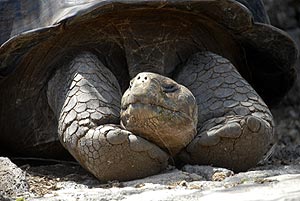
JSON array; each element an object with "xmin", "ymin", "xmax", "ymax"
[
  {"xmin": 118, "ymin": 22, "xmax": 204, "ymax": 79},
  {"xmin": 123, "ymin": 36, "xmax": 202, "ymax": 78}
]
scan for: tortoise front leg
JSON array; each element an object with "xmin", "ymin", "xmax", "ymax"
[
  {"xmin": 174, "ymin": 52, "xmax": 274, "ymax": 171},
  {"xmin": 47, "ymin": 52, "xmax": 168, "ymax": 181}
]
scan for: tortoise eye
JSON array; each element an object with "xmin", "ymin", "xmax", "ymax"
[{"xmin": 162, "ymin": 84, "xmax": 178, "ymax": 93}]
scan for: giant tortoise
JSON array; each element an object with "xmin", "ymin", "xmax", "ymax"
[{"xmin": 0, "ymin": 0, "xmax": 297, "ymax": 181}]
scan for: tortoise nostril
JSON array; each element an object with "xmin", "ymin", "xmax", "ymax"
[{"xmin": 136, "ymin": 75, "xmax": 148, "ymax": 83}]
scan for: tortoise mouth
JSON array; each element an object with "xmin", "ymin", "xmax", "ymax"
[
  {"xmin": 120, "ymin": 101, "xmax": 195, "ymax": 126},
  {"xmin": 121, "ymin": 102, "xmax": 187, "ymax": 117}
]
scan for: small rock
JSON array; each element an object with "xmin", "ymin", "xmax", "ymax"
[
  {"xmin": 182, "ymin": 165, "xmax": 234, "ymax": 181},
  {"xmin": 0, "ymin": 157, "xmax": 29, "ymax": 198}
]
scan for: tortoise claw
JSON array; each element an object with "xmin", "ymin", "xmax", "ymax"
[{"xmin": 195, "ymin": 120, "xmax": 243, "ymax": 147}]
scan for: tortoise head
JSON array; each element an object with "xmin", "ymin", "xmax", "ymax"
[{"xmin": 121, "ymin": 72, "xmax": 198, "ymax": 155}]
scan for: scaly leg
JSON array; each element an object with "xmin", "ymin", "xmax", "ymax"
[
  {"xmin": 175, "ymin": 52, "xmax": 274, "ymax": 171},
  {"xmin": 47, "ymin": 52, "xmax": 168, "ymax": 181}
]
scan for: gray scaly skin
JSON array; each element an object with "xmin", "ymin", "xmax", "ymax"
[
  {"xmin": 47, "ymin": 53, "xmax": 169, "ymax": 181},
  {"xmin": 175, "ymin": 52, "xmax": 274, "ymax": 171},
  {"xmin": 47, "ymin": 51, "xmax": 274, "ymax": 181}
]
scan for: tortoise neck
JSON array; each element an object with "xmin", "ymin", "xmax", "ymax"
[
  {"xmin": 117, "ymin": 18, "xmax": 206, "ymax": 78},
  {"xmin": 123, "ymin": 36, "xmax": 179, "ymax": 78}
]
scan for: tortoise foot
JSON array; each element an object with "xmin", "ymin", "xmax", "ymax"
[
  {"xmin": 179, "ymin": 115, "xmax": 274, "ymax": 172},
  {"xmin": 175, "ymin": 51, "xmax": 275, "ymax": 171},
  {"xmin": 76, "ymin": 125, "xmax": 169, "ymax": 181}
]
